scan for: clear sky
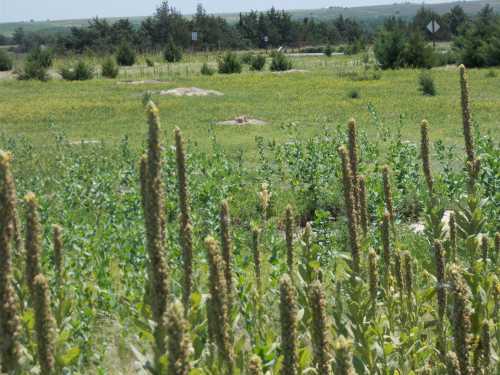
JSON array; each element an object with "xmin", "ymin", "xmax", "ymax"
[{"xmin": 0, "ymin": 0, "xmax": 460, "ymax": 23}]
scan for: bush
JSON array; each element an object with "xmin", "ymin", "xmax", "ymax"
[
  {"xmin": 250, "ymin": 55, "xmax": 266, "ymax": 71},
  {"xmin": 345, "ymin": 39, "xmax": 366, "ymax": 55},
  {"xmin": 0, "ymin": 49, "xmax": 13, "ymax": 71},
  {"xmin": 403, "ymin": 32, "xmax": 435, "ymax": 68},
  {"xmin": 270, "ymin": 51, "xmax": 292, "ymax": 71},
  {"xmin": 324, "ymin": 45, "xmax": 333, "ymax": 57},
  {"xmin": 17, "ymin": 47, "xmax": 53, "ymax": 81},
  {"xmin": 116, "ymin": 44, "xmax": 136, "ymax": 66},
  {"xmin": 485, "ymin": 70, "xmax": 497, "ymax": 78},
  {"xmin": 218, "ymin": 52, "xmax": 242, "ymax": 74},
  {"xmin": 347, "ymin": 88, "xmax": 361, "ymax": 99},
  {"xmin": 240, "ymin": 52, "xmax": 254, "ymax": 65},
  {"xmin": 60, "ymin": 61, "xmax": 94, "ymax": 81},
  {"xmin": 418, "ymin": 70, "xmax": 436, "ymax": 96},
  {"xmin": 145, "ymin": 58, "xmax": 155, "ymax": 67},
  {"xmin": 200, "ymin": 63, "xmax": 215, "ymax": 76},
  {"xmin": 28, "ymin": 47, "xmax": 53, "ymax": 68},
  {"xmin": 102, "ymin": 58, "xmax": 119, "ymax": 78},
  {"xmin": 164, "ymin": 37, "xmax": 182, "ymax": 63}
]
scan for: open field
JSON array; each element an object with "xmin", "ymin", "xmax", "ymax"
[
  {"xmin": 1, "ymin": 54, "xmax": 499, "ymax": 162},
  {"xmin": 0, "ymin": 52, "xmax": 499, "ymax": 374}
]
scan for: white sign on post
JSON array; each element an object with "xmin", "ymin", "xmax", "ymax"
[
  {"xmin": 192, "ymin": 32, "xmax": 198, "ymax": 42},
  {"xmin": 427, "ymin": 20, "xmax": 440, "ymax": 33}
]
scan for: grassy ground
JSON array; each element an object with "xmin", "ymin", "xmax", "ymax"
[{"xmin": 1, "ymin": 54, "xmax": 499, "ymax": 163}]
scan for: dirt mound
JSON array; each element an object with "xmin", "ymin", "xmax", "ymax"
[
  {"xmin": 159, "ymin": 87, "xmax": 224, "ymax": 97},
  {"xmin": 118, "ymin": 80, "xmax": 165, "ymax": 85},
  {"xmin": 272, "ymin": 69, "xmax": 308, "ymax": 75},
  {"xmin": 217, "ymin": 116, "xmax": 267, "ymax": 126}
]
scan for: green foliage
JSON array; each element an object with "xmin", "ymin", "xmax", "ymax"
[
  {"xmin": 200, "ymin": 62, "xmax": 215, "ymax": 76},
  {"xmin": 345, "ymin": 39, "xmax": 366, "ymax": 55},
  {"xmin": 455, "ymin": 5, "xmax": 500, "ymax": 67},
  {"xmin": 403, "ymin": 32, "xmax": 435, "ymax": 68},
  {"xmin": 145, "ymin": 58, "xmax": 155, "ymax": 67},
  {"xmin": 347, "ymin": 88, "xmax": 361, "ymax": 99},
  {"xmin": 0, "ymin": 84, "xmax": 498, "ymax": 373},
  {"xmin": 164, "ymin": 37, "xmax": 183, "ymax": 63},
  {"xmin": 250, "ymin": 55, "xmax": 266, "ymax": 71},
  {"xmin": 485, "ymin": 70, "xmax": 497, "ymax": 78},
  {"xmin": 374, "ymin": 28, "xmax": 406, "ymax": 69},
  {"xmin": 324, "ymin": 45, "xmax": 333, "ymax": 57},
  {"xmin": 28, "ymin": 46, "xmax": 53, "ymax": 68},
  {"xmin": 270, "ymin": 51, "xmax": 293, "ymax": 72},
  {"xmin": 101, "ymin": 58, "xmax": 119, "ymax": 79},
  {"xmin": 419, "ymin": 70, "xmax": 436, "ymax": 96},
  {"xmin": 0, "ymin": 49, "xmax": 13, "ymax": 71},
  {"xmin": 60, "ymin": 61, "xmax": 95, "ymax": 81},
  {"xmin": 116, "ymin": 43, "xmax": 136, "ymax": 66},
  {"xmin": 375, "ymin": 29, "xmax": 435, "ymax": 69},
  {"xmin": 218, "ymin": 52, "xmax": 242, "ymax": 74},
  {"xmin": 17, "ymin": 47, "xmax": 53, "ymax": 81}
]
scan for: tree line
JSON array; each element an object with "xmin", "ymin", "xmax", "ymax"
[{"xmin": 1, "ymin": 2, "xmax": 499, "ymax": 68}]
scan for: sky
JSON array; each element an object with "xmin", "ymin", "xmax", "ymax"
[{"xmin": 0, "ymin": 0, "xmax": 460, "ymax": 23}]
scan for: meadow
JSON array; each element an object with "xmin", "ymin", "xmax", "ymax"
[
  {"xmin": 0, "ymin": 54, "xmax": 499, "ymax": 374},
  {"xmin": 1, "ymin": 53, "xmax": 499, "ymax": 161}
]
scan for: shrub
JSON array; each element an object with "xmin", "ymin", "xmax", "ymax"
[
  {"xmin": 345, "ymin": 39, "xmax": 365, "ymax": 55},
  {"xmin": 218, "ymin": 52, "xmax": 242, "ymax": 74},
  {"xmin": 145, "ymin": 58, "xmax": 155, "ymax": 67},
  {"xmin": 164, "ymin": 37, "xmax": 182, "ymax": 63},
  {"xmin": 250, "ymin": 55, "xmax": 266, "ymax": 71},
  {"xmin": 419, "ymin": 70, "xmax": 436, "ymax": 96},
  {"xmin": 116, "ymin": 44, "xmax": 136, "ymax": 66},
  {"xmin": 28, "ymin": 47, "xmax": 53, "ymax": 68},
  {"xmin": 374, "ymin": 29, "xmax": 406, "ymax": 69},
  {"xmin": 200, "ymin": 63, "xmax": 215, "ymax": 76},
  {"xmin": 0, "ymin": 49, "xmax": 13, "ymax": 71},
  {"xmin": 240, "ymin": 52, "xmax": 254, "ymax": 65},
  {"xmin": 270, "ymin": 51, "xmax": 292, "ymax": 72},
  {"xmin": 102, "ymin": 58, "xmax": 119, "ymax": 78},
  {"xmin": 347, "ymin": 89, "xmax": 361, "ymax": 99},
  {"xmin": 60, "ymin": 61, "xmax": 94, "ymax": 81},
  {"xmin": 324, "ymin": 45, "xmax": 333, "ymax": 57},
  {"xmin": 485, "ymin": 70, "xmax": 497, "ymax": 78},
  {"xmin": 402, "ymin": 32, "xmax": 435, "ymax": 68},
  {"xmin": 17, "ymin": 47, "xmax": 53, "ymax": 81}
]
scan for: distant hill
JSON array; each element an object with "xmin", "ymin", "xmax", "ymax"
[{"xmin": 1, "ymin": 0, "xmax": 498, "ymax": 36}]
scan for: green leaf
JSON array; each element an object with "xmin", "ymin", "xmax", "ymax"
[{"xmin": 57, "ymin": 346, "xmax": 80, "ymax": 366}]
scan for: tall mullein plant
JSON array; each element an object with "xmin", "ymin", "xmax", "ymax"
[
  {"xmin": 32, "ymin": 274, "xmax": 56, "ymax": 375},
  {"xmin": 456, "ymin": 66, "xmax": 484, "ymax": 264},
  {"xmin": 220, "ymin": 200, "xmax": 234, "ymax": 312},
  {"xmin": 24, "ymin": 192, "xmax": 42, "ymax": 295},
  {"xmin": 338, "ymin": 146, "xmax": 360, "ymax": 275},
  {"xmin": 280, "ymin": 274, "xmax": 298, "ymax": 375},
  {"xmin": 420, "ymin": 120, "xmax": 444, "ymax": 241},
  {"xmin": 0, "ymin": 151, "xmax": 22, "ymax": 373},
  {"xmin": 205, "ymin": 237, "xmax": 234, "ymax": 374},
  {"xmin": 174, "ymin": 128, "xmax": 194, "ymax": 314},
  {"xmin": 140, "ymin": 102, "xmax": 170, "ymax": 369}
]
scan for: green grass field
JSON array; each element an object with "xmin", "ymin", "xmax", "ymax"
[
  {"xmin": 0, "ymin": 53, "xmax": 498, "ymax": 374},
  {"xmin": 1, "ymin": 54, "xmax": 499, "ymax": 163}
]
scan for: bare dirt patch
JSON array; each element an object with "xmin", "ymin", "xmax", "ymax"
[
  {"xmin": 118, "ymin": 80, "xmax": 166, "ymax": 85},
  {"xmin": 272, "ymin": 69, "xmax": 308, "ymax": 75},
  {"xmin": 0, "ymin": 71, "xmax": 15, "ymax": 80},
  {"xmin": 159, "ymin": 87, "xmax": 224, "ymax": 97},
  {"xmin": 217, "ymin": 115, "xmax": 267, "ymax": 126}
]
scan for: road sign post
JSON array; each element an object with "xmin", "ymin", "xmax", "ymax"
[{"xmin": 427, "ymin": 20, "xmax": 440, "ymax": 49}]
